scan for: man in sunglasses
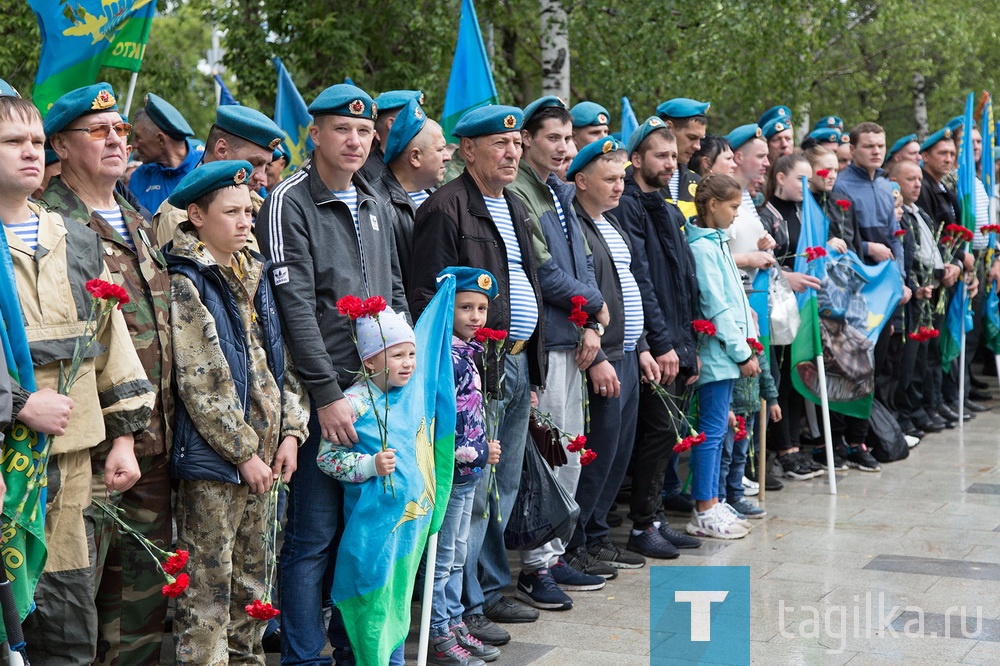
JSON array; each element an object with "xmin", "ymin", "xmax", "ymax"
[{"xmin": 39, "ymin": 81, "xmax": 174, "ymax": 666}]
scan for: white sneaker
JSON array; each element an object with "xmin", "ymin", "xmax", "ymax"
[
  {"xmin": 904, "ymin": 434, "xmax": 919, "ymax": 449},
  {"xmin": 742, "ymin": 476, "xmax": 759, "ymax": 496},
  {"xmin": 718, "ymin": 501, "xmax": 752, "ymax": 530},
  {"xmin": 685, "ymin": 504, "xmax": 749, "ymax": 540}
]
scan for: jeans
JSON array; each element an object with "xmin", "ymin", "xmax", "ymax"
[
  {"xmin": 569, "ymin": 352, "xmax": 639, "ymax": 550},
  {"xmin": 718, "ymin": 413, "xmax": 752, "ymax": 503},
  {"xmin": 279, "ymin": 407, "xmax": 344, "ymax": 665},
  {"xmin": 691, "ymin": 380, "xmax": 735, "ymax": 502},
  {"xmin": 462, "ymin": 352, "xmax": 531, "ymax": 615},
  {"xmin": 389, "ymin": 645, "xmax": 404, "ymax": 666},
  {"xmin": 522, "ymin": 351, "xmax": 585, "ymax": 571},
  {"xmin": 432, "ymin": 480, "xmax": 479, "ymax": 635},
  {"xmin": 629, "ymin": 378, "xmax": 685, "ymax": 530}
]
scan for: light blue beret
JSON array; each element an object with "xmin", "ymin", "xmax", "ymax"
[
  {"xmin": 566, "ymin": 136, "xmax": 624, "ymax": 180},
  {"xmin": 886, "ymin": 134, "xmax": 918, "ymax": 161},
  {"xmin": 167, "ymin": 160, "xmax": 254, "ymax": 209},
  {"xmin": 627, "ymin": 116, "xmax": 669, "ymax": 156},
  {"xmin": 761, "ymin": 116, "xmax": 793, "ymax": 139},
  {"xmin": 813, "ymin": 115, "xmax": 844, "ymax": 132},
  {"xmin": 216, "ymin": 106, "xmax": 284, "ymax": 151},
  {"xmin": 144, "ymin": 93, "xmax": 194, "ymax": 140},
  {"xmin": 43, "ymin": 82, "xmax": 118, "ymax": 136},
  {"xmin": 570, "ymin": 101, "xmax": 611, "ymax": 128},
  {"xmin": 656, "ymin": 98, "xmax": 710, "ymax": 119},
  {"xmin": 383, "ymin": 97, "xmax": 427, "ymax": 164},
  {"xmin": 523, "ymin": 96, "xmax": 567, "ymax": 127},
  {"xmin": 807, "ymin": 128, "xmax": 843, "ymax": 144},
  {"xmin": 726, "ymin": 124, "xmax": 763, "ymax": 151},
  {"xmin": 453, "ymin": 105, "xmax": 523, "ymax": 138},
  {"xmin": 758, "ymin": 105, "xmax": 791, "ymax": 128},
  {"xmin": 920, "ymin": 127, "xmax": 955, "ymax": 153},
  {"xmin": 437, "ymin": 266, "xmax": 499, "ymax": 300},
  {"xmin": 308, "ymin": 84, "xmax": 376, "ymax": 120},
  {"xmin": 0, "ymin": 79, "xmax": 20, "ymax": 97},
  {"xmin": 374, "ymin": 90, "xmax": 424, "ymax": 112}
]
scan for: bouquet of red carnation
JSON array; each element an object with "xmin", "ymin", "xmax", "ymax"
[
  {"xmin": 473, "ymin": 327, "xmax": 509, "ymax": 520},
  {"xmin": 568, "ymin": 295, "xmax": 592, "ymax": 434},
  {"xmin": 746, "ymin": 338, "xmax": 764, "ymax": 355},
  {"xmin": 531, "ymin": 408, "xmax": 598, "ymax": 467},
  {"xmin": 246, "ymin": 480, "xmax": 285, "ymax": 620},
  {"xmin": 803, "ymin": 246, "xmax": 827, "ymax": 262},
  {"xmin": 734, "ymin": 415, "xmax": 748, "ymax": 442}
]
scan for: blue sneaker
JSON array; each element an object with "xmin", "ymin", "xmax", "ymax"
[
  {"xmin": 515, "ymin": 568, "xmax": 573, "ymax": 610},
  {"xmin": 549, "ymin": 559, "xmax": 607, "ymax": 591},
  {"xmin": 730, "ymin": 498, "xmax": 767, "ymax": 519},
  {"xmin": 627, "ymin": 526, "xmax": 679, "ymax": 560}
]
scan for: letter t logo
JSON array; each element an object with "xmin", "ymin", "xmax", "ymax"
[{"xmin": 674, "ymin": 591, "xmax": 729, "ymax": 641}]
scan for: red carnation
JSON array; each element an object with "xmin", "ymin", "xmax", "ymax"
[
  {"xmin": 163, "ymin": 550, "xmax": 189, "ymax": 575},
  {"xmin": 336, "ymin": 295, "xmax": 366, "ymax": 320},
  {"xmin": 894, "ymin": 229, "xmax": 906, "ymax": 238},
  {"xmin": 580, "ymin": 449, "xmax": 597, "ymax": 466},
  {"xmin": 162, "ymin": 573, "xmax": 190, "ymax": 598},
  {"xmin": 835, "ymin": 199, "xmax": 851, "ymax": 210},
  {"xmin": 567, "ymin": 435, "xmax": 587, "ymax": 453},
  {"xmin": 920, "ymin": 326, "xmax": 939, "ymax": 339},
  {"xmin": 362, "ymin": 296, "xmax": 387, "ymax": 316},
  {"xmin": 815, "ymin": 169, "xmax": 831, "ymax": 178},
  {"xmin": 690, "ymin": 432, "xmax": 707, "ymax": 445},
  {"xmin": 981, "ymin": 224, "xmax": 1000, "ymax": 235},
  {"xmin": 804, "ymin": 246, "xmax": 828, "ymax": 262},
  {"xmin": 246, "ymin": 599, "xmax": 281, "ymax": 621},
  {"xmin": 941, "ymin": 235, "xmax": 954, "ymax": 245},
  {"xmin": 490, "ymin": 329, "xmax": 509, "ymax": 341},
  {"xmin": 907, "ymin": 331, "xmax": 924, "ymax": 342},
  {"xmin": 569, "ymin": 309, "xmax": 589, "ymax": 327},
  {"xmin": 746, "ymin": 338, "xmax": 764, "ymax": 355},
  {"xmin": 85, "ymin": 278, "xmax": 130, "ymax": 309},
  {"xmin": 734, "ymin": 415, "xmax": 748, "ymax": 442},
  {"xmin": 692, "ymin": 319, "xmax": 717, "ymax": 336},
  {"xmin": 673, "ymin": 438, "xmax": 692, "ymax": 453},
  {"xmin": 570, "ymin": 295, "xmax": 587, "ymax": 308}
]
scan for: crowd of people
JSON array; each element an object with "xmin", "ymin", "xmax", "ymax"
[{"xmin": 0, "ymin": 72, "xmax": 995, "ymax": 666}]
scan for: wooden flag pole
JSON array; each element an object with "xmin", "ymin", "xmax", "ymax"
[{"xmin": 757, "ymin": 398, "xmax": 766, "ymax": 505}]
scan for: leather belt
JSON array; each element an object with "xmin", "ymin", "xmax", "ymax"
[{"xmin": 505, "ymin": 339, "xmax": 528, "ymax": 355}]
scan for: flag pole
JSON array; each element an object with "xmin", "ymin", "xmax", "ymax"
[
  {"xmin": 815, "ymin": 355, "xmax": 837, "ymax": 495},
  {"xmin": 757, "ymin": 398, "xmax": 766, "ymax": 505},
  {"xmin": 958, "ymin": 288, "xmax": 967, "ymax": 429},
  {"xmin": 416, "ymin": 532, "xmax": 438, "ymax": 666},
  {"xmin": 122, "ymin": 71, "xmax": 139, "ymax": 118}
]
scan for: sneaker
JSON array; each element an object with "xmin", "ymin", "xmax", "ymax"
[
  {"xmin": 428, "ymin": 633, "xmax": 485, "ymax": 666},
  {"xmin": 588, "ymin": 537, "xmax": 647, "ymax": 569},
  {"xmin": 730, "ymin": 498, "xmax": 766, "ymax": 519},
  {"xmin": 798, "ymin": 450, "xmax": 824, "ymax": 473},
  {"xmin": 812, "ymin": 446, "xmax": 848, "ymax": 471},
  {"xmin": 451, "ymin": 622, "xmax": 501, "ymax": 663},
  {"xmin": 686, "ymin": 504, "xmax": 749, "ymax": 540},
  {"xmin": 742, "ymin": 476, "xmax": 759, "ymax": 497},
  {"xmin": 655, "ymin": 518, "xmax": 703, "ymax": 549},
  {"xmin": 904, "ymin": 434, "xmax": 920, "ymax": 449},
  {"xmin": 549, "ymin": 559, "xmax": 607, "ymax": 591},
  {"xmin": 661, "ymin": 492, "xmax": 696, "ymax": 514},
  {"xmin": 566, "ymin": 546, "xmax": 619, "ymax": 579},
  {"xmin": 774, "ymin": 452, "xmax": 821, "ymax": 480},
  {"xmin": 718, "ymin": 502, "xmax": 752, "ymax": 529},
  {"xmin": 463, "ymin": 613, "xmax": 510, "ymax": 646},
  {"xmin": 515, "ymin": 568, "xmax": 573, "ymax": 610},
  {"xmin": 764, "ymin": 473, "xmax": 784, "ymax": 490},
  {"xmin": 844, "ymin": 444, "xmax": 881, "ymax": 472},
  {"xmin": 482, "ymin": 596, "xmax": 538, "ymax": 624},
  {"xmin": 626, "ymin": 526, "xmax": 679, "ymax": 560}
]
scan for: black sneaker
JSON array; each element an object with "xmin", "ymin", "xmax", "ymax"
[
  {"xmin": 812, "ymin": 446, "xmax": 848, "ymax": 471},
  {"xmin": 515, "ymin": 568, "xmax": 573, "ymax": 610},
  {"xmin": 451, "ymin": 622, "xmax": 500, "ymax": 663},
  {"xmin": 844, "ymin": 444, "xmax": 881, "ymax": 472},
  {"xmin": 482, "ymin": 596, "xmax": 538, "ymax": 624},
  {"xmin": 764, "ymin": 473, "xmax": 784, "ymax": 491},
  {"xmin": 799, "ymin": 450, "xmax": 824, "ymax": 473},
  {"xmin": 565, "ymin": 546, "xmax": 619, "ymax": 579},
  {"xmin": 588, "ymin": 537, "xmax": 646, "ymax": 569},
  {"xmin": 655, "ymin": 514, "xmax": 703, "ymax": 548},
  {"xmin": 549, "ymin": 559, "xmax": 607, "ymax": 591},
  {"xmin": 463, "ymin": 613, "xmax": 510, "ymax": 646},
  {"xmin": 774, "ymin": 452, "xmax": 820, "ymax": 480},
  {"xmin": 626, "ymin": 526, "xmax": 679, "ymax": 559},
  {"xmin": 661, "ymin": 492, "xmax": 696, "ymax": 514}
]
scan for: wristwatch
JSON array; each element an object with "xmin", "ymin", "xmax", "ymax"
[{"xmin": 585, "ymin": 322, "xmax": 605, "ymax": 337}]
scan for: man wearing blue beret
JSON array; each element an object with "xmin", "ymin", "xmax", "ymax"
[
  {"xmin": 409, "ymin": 103, "xmax": 547, "ymax": 645},
  {"xmin": 129, "ymin": 93, "xmax": 202, "ymax": 213},
  {"xmin": 151, "ymin": 104, "xmax": 283, "ymax": 248},
  {"xmin": 762, "ymin": 115, "xmax": 794, "ymax": 166},
  {"xmin": 885, "ymin": 134, "xmax": 921, "ymax": 166},
  {"xmin": 570, "ymin": 101, "xmax": 610, "ymax": 151},
  {"xmin": 359, "ymin": 89, "xmax": 424, "ymax": 191},
  {"xmin": 369, "ymin": 97, "xmax": 450, "ymax": 293},
  {"xmin": 257, "ymin": 83, "xmax": 408, "ymax": 664},
  {"xmin": 656, "ymin": 98, "xmax": 710, "ymax": 217}
]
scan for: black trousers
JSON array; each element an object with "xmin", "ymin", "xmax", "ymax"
[{"xmin": 628, "ymin": 377, "xmax": 685, "ymax": 530}]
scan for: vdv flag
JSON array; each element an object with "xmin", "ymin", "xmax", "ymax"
[
  {"xmin": 790, "ymin": 178, "xmax": 902, "ymax": 418},
  {"xmin": 621, "ymin": 96, "xmax": 639, "ymax": 148},
  {"xmin": 941, "ymin": 93, "xmax": 977, "ymax": 368},
  {"xmin": 273, "ymin": 57, "xmax": 314, "ymax": 170},
  {"xmin": 0, "ymin": 227, "xmax": 46, "ymax": 643},
  {"xmin": 331, "ymin": 278, "xmax": 456, "ymax": 666},
  {"xmin": 441, "ymin": 0, "xmax": 499, "ymax": 140},
  {"xmin": 29, "ymin": 0, "xmax": 156, "ymax": 115},
  {"xmin": 749, "ymin": 267, "xmax": 770, "ymax": 352},
  {"xmin": 214, "ymin": 74, "xmax": 239, "ymax": 106},
  {"xmin": 978, "ymin": 93, "xmax": 1000, "ymax": 355}
]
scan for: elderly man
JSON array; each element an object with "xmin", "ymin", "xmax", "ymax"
[
  {"xmin": 257, "ymin": 83, "xmax": 407, "ymax": 665},
  {"xmin": 39, "ymin": 82, "xmax": 173, "ymax": 666},
  {"xmin": 152, "ymin": 105, "xmax": 283, "ymax": 247},
  {"xmin": 128, "ymin": 93, "xmax": 202, "ymax": 212},
  {"xmin": 409, "ymin": 105, "xmax": 546, "ymax": 648},
  {"xmin": 371, "ymin": 96, "xmax": 450, "ymax": 292},
  {"xmin": 759, "ymin": 105, "xmax": 794, "ymax": 164}
]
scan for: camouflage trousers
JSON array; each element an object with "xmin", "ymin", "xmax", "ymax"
[
  {"xmin": 90, "ymin": 452, "xmax": 172, "ymax": 666},
  {"xmin": 22, "ymin": 449, "xmax": 98, "ymax": 665},
  {"xmin": 174, "ymin": 479, "xmax": 268, "ymax": 665}
]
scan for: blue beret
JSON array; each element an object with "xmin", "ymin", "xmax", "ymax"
[
  {"xmin": 272, "ymin": 142, "xmax": 291, "ymax": 163},
  {"xmin": 807, "ymin": 128, "xmax": 843, "ymax": 144},
  {"xmin": 374, "ymin": 90, "xmax": 424, "ymax": 112},
  {"xmin": 566, "ymin": 137, "xmax": 624, "ymax": 181},
  {"xmin": 523, "ymin": 96, "xmax": 567, "ymax": 127},
  {"xmin": 813, "ymin": 115, "xmax": 844, "ymax": 132},
  {"xmin": 0, "ymin": 79, "xmax": 20, "ymax": 98},
  {"xmin": 889, "ymin": 181, "xmax": 901, "ymax": 194},
  {"xmin": 886, "ymin": 134, "xmax": 918, "ymax": 161},
  {"xmin": 570, "ymin": 101, "xmax": 610, "ymax": 128},
  {"xmin": 656, "ymin": 98, "xmax": 710, "ymax": 120},
  {"xmin": 215, "ymin": 106, "xmax": 284, "ymax": 151},
  {"xmin": 383, "ymin": 97, "xmax": 427, "ymax": 164},
  {"xmin": 627, "ymin": 116, "xmax": 669, "ymax": 156},
  {"xmin": 44, "ymin": 82, "xmax": 118, "ymax": 136},
  {"xmin": 437, "ymin": 266, "xmax": 499, "ymax": 300},
  {"xmin": 758, "ymin": 105, "xmax": 791, "ymax": 128},
  {"xmin": 761, "ymin": 116, "xmax": 793, "ymax": 139},
  {"xmin": 920, "ymin": 127, "xmax": 955, "ymax": 152},
  {"xmin": 726, "ymin": 123, "xmax": 763, "ymax": 151},
  {"xmin": 144, "ymin": 93, "xmax": 194, "ymax": 140},
  {"xmin": 308, "ymin": 84, "xmax": 376, "ymax": 120},
  {"xmin": 167, "ymin": 160, "xmax": 254, "ymax": 209},
  {"xmin": 453, "ymin": 105, "xmax": 523, "ymax": 138},
  {"xmin": 44, "ymin": 148, "xmax": 59, "ymax": 166},
  {"xmin": 946, "ymin": 116, "xmax": 965, "ymax": 132}
]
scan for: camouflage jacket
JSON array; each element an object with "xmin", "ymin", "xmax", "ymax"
[
  {"xmin": 152, "ymin": 188, "xmax": 264, "ymax": 252},
  {"xmin": 39, "ymin": 177, "xmax": 173, "ymax": 457}
]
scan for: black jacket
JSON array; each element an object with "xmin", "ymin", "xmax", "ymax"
[
  {"xmin": 409, "ymin": 170, "xmax": 547, "ymax": 390},
  {"xmin": 813, "ymin": 190, "xmax": 864, "ymax": 257},
  {"xmin": 369, "ymin": 166, "xmax": 417, "ymax": 294},
  {"xmin": 611, "ymin": 175, "xmax": 699, "ymax": 374}
]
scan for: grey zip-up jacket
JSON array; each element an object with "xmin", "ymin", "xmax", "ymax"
[{"xmin": 257, "ymin": 159, "xmax": 409, "ymax": 407}]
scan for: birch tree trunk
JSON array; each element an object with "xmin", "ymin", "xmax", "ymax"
[
  {"xmin": 540, "ymin": 0, "xmax": 569, "ymax": 101},
  {"xmin": 913, "ymin": 71, "xmax": 929, "ymax": 142}
]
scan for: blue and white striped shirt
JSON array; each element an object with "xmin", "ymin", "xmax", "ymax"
[
  {"xmin": 7, "ymin": 214, "xmax": 39, "ymax": 251},
  {"xmin": 547, "ymin": 184, "xmax": 569, "ymax": 239},
  {"xmin": 95, "ymin": 206, "xmax": 135, "ymax": 251},
  {"xmin": 594, "ymin": 215, "xmax": 644, "ymax": 352},
  {"xmin": 668, "ymin": 170, "xmax": 680, "ymax": 201},
  {"xmin": 332, "ymin": 184, "xmax": 369, "ymax": 287},
  {"xmin": 484, "ymin": 195, "xmax": 538, "ymax": 341},
  {"xmin": 972, "ymin": 177, "xmax": 992, "ymax": 251},
  {"xmin": 408, "ymin": 189, "xmax": 430, "ymax": 208}
]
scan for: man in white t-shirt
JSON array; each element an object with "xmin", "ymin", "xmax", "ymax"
[{"xmin": 725, "ymin": 124, "xmax": 777, "ymax": 274}]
